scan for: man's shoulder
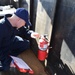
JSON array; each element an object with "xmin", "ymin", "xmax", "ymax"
[
  {"xmin": 0, "ymin": 18, "xmax": 5, "ymax": 32},
  {"xmin": 0, "ymin": 18, "xmax": 6, "ymax": 30},
  {"xmin": 0, "ymin": 19, "xmax": 6, "ymax": 37},
  {"xmin": 0, "ymin": 18, "xmax": 5, "ymax": 25}
]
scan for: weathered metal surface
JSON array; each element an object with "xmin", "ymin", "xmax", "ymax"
[{"xmin": 48, "ymin": 0, "xmax": 75, "ymax": 74}]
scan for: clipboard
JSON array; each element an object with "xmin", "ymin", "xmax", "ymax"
[{"xmin": 10, "ymin": 56, "xmax": 34, "ymax": 74}]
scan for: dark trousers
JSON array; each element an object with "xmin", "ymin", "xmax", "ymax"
[{"xmin": 0, "ymin": 36, "xmax": 30, "ymax": 71}]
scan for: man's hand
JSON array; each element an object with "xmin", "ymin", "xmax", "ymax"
[{"xmin": 31, "ymin": 32, "xmax": 40, "ymax": 39}]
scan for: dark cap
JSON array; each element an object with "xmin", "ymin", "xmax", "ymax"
[{"xmin": 14, "ymin": 8, "xmax": 32, "ymax": 26}]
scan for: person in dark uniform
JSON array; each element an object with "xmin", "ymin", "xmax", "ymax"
[{"xmin": 0, "ymin": 8, "xmax": 40, "ymax": 71}]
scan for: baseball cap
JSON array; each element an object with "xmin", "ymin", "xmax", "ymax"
[{"xmin": 14, "ymin": 8, "xmax": 32, "ymax": 26}]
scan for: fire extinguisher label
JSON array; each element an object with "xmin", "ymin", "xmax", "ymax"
[
  {"xmin": 44, "ymin": 44, "xmax": 48, "ymax": 49},
  {"xmin": 39, "ymin": 44, "xmax": 48, "ymax": 51}
]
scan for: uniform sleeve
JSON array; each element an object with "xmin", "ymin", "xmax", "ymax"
[
  {"xmin": 18, "ymin": 26, "xmax": 33, "ymax": 40},
  {"xmin": 0, "ymin": 37, "xmax": 2, "ymax": 48},
  {"xmin": 0, "ymin": 28, "xmax": 3, "ymax": 48},
  {"xmin": 0, "ymin": 27, "xmax": 4, "ymax": 60}
]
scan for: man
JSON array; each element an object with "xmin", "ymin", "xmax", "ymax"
[{"xmin": 0, "ymin": 8, "xmax": 40, "ymax": 71}]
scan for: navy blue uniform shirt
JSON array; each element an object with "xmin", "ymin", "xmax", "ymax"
[{"xmin": 0, "ymin": 14, "xmax": 31, "ymax": 71}]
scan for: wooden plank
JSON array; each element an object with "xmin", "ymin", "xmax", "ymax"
[{"xmin": 18, "ymin": 49, "xmax": 48, "ymax": 75}]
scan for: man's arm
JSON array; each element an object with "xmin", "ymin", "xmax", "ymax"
[
  {"xmin": 18, "ymin": 26, "xmax": 40, "ymax": 40},
  {"xmin": 18, "ymin": 26, "xmax": 32, "ymax": 40}
]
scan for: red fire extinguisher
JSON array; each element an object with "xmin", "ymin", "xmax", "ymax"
[{"xmin": 38, "ymin": 35, "xmax": 49, "ymax": 61}]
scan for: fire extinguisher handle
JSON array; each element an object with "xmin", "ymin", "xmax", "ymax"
[{"xmin": 44, "ymin": 34, "xmax": 48, "ymax": 39}]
